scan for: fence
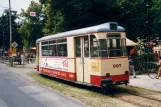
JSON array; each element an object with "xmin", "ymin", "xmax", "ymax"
[
  {"xmin": 0, "ymin": 56, "xmax": 36, "ymax": 67},
  {"xmin": 133, "ymin": 56, "xmax": 158, "ymax": 73},
  {"xmin": 134, "ymin": 61, "xmax": 158, "ymax": 72},
  {"xmin": 0, "ymin": 56, "xmax": 9, "ymax": 64},
  {"xmin": 0, "ymin": 55, "xmax": 158, "ymax": 72}
]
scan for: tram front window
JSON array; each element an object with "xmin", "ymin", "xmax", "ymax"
[
  {"xmin": 90, "ymin": 35, "xmax": 127, "ymax": 57},
  {"xmin": 108, "ymin": 39, "xmax": 123, "ymax": 57},
  {"xmin": 90, "ymin": 37, "xmax": 108, "ymax": 57},
  {"xmin": 95, "ymin": 39, "xmax": 123, "ymax": 57},
  {"xmin": 98, "ymin": 38, "xmax": 127, "ymax": 57}
]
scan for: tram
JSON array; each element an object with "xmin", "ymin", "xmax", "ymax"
[{"xmin": 36, "ymin": 22, "xmax": 129, "ymax": 89}]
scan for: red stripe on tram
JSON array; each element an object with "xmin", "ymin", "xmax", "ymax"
[{"xmin": 40, "ymin": 67, "xmax": 76, "ymax": 81}]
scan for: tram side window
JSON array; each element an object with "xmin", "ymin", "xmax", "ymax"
[
  {"xmin": 57, "ymin": 39, "xmax": 67, "ymax": 57},
  {"xmin": 75, "ymin": 37, "xmax": 81, "ymax": 57},
  {"xmin": 84, "ymin": 36, "xmax": 89, "ymax": 57},
  {"xmin": 42, "ymin": 42, "xmax": 48, "ymax": 45},
  {"xmin": 42, "ymin": 46, "xmax": 49, "ymax": 56},
  {"xmin": 90, "ymin": 35, "xmax": 99, "ymax": 57},
  {"xmin": 49, "ymin": 45, "xmax": 57, "ymax": 56}
]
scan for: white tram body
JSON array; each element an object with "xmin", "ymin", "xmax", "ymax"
[{"xmin": 36, "ymin": 22, "xmax": 129, "ymax": 87}]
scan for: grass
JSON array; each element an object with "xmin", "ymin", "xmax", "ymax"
[
  {"xmin": 28, "ymin": 72, "xmax": 137, "ymax": 107},
  {"xmin": 7, "ymin": 65, "xmax": 25, "ymax": 68}
]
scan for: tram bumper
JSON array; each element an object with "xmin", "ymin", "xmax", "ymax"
[
  {"xmin": 100, "ymin": 78, "xmax": 113, "ymax": 88},
  {"xmin": 100, "ymin": 74, "xmax": 129, "ymax": 87}
]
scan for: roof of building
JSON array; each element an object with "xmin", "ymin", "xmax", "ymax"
[{"xmin": 126, "ymin": 38, "xmax": 137, "ymax": 46}]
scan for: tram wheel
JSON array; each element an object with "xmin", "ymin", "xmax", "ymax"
[
  {"xmin": 125, "ymin": 81, "xmax": 128, "ymax": 86},
  {"xmin": 100, "ymin": 84, "xmax": 110, "ymax": 94},
  {"xmin": 101, "ymin": 86, "xmax": 108, "ymax": 94},
  {"xmin": 38, "ymin": 71, "xmax": 41, "ymax": 74}
]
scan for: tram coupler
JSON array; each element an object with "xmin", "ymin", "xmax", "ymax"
[
  {"xmin": 100, "ymin": 78, "xmax": 113, "ymax": 93},
  {"xmin": 100, "ymin": 78, "xmax": 113, "ymax": 88}
]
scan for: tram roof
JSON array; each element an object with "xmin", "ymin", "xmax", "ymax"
[{"xmin": 36, "ymin": 22, "xmax": 125, "ymax": 43}]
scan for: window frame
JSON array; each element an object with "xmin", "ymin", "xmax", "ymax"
[
  {"xmin": 57, "ymin": 38, "xmax": 68, "ymax": 57},
  {"xmin": 90, "ymin": 35, "xmax": 100, "ymax": 58},
  {"xmin": 41, "ymin": 38, "xmax": 68, "ymax": 57}
]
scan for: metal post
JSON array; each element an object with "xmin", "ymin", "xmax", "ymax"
[
  {"xmin": 3, "ymin": 31, "xmax": 5, "ymax": 56},
  {"xmin": 9, "ymin": 0, "xmax": 13, "ymax": 66},
  {"xmin": 9, "ymin": 0, "xmax": 12, "ymax": 50}
]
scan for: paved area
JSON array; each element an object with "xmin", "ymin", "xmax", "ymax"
[
  {"xmin": 0, "ymin": 63, "xmax": 88, "ymax": 107},
  {"xmin": 129, "ymin": 74, "xmax": 161, "ymax": 92}
]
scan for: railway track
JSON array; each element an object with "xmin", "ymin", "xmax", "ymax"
[
  {"xmin": 111, "ymin": 91, "xmax": 161, "ymax": 107},
  {"xmin": 127, "ymin": 91, "xmax": 161, "ymax": 102}
]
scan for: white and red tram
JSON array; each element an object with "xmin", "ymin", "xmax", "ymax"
[{"xmin": 36, "ymin": 22, "xmax": 129, "ymax": 88}]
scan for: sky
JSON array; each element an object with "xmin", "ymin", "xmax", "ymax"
[{"xmin": 0, "ymin": 0, "xmax": 39, "ymax": 15}]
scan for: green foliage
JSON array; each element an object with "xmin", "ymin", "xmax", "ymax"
[
  {"xmin": 42, "ymin": 0, "xmax": 64, "ymax": 35},
  {"xmin": 43, "ymin": 0, "xmax": 126, "ymax": 35},
  {"xmin": 39, "ymin": 0, "xmax": 45, "ymax": 4},
  {"xmin": 42, "ymin": 0, "xmax": 158, "ymax": 41},
  {"xmin": 18, "ymin": 0, "xmax": 44, "ymax": 48},
  {"xmin": 43, "ymin": 10, "xmax": 64, "ymax": 35},
  {"xmin": 144, "ymin": 45, "xmax": 153, "ymax": 53},
  {"xmin": 151, "ymin": 0, "xmax": 161, "ymax": 24},
  {"xmin": 151, "ymin": 0, "xmax": 161, "ymax": 37},
  {"xmin": 0, "ymin": 10, "xmax": 22, "ymax": 50},
  {"xmin": 119, "ymin": 0, "xmax": 153, "ymax": 40},
  {"xmin": 20, "ymin": 0, "xmax": 161, "ymax": 44},
  {"xmin": 137, "ymin": 53, "xmax": 155, "ymax": 61}
]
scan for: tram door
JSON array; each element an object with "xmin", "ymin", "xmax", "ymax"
[
  {"xmin": 36, "ymin": 43, "xmax": 40, "ymax": 71},
  {"xmin": 75, "ymin": 36, "xmax": 90, "ymax": 83}
]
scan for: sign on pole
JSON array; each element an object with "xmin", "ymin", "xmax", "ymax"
[
  {"xmin": 11, "ymin": 41, "xmax": 18, "ymax": 48},
  {"xmin": 30, "ymin": 12, "xmax": 36, "ymax": 16}
]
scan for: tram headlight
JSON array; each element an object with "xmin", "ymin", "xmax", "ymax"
[
  {"xmin": 106, "ymin": 73, "xmax": 110, "ymax": 77},
  {"xmin": 125, "ymin": 71, "xmax": 129, "ymax": 74}
]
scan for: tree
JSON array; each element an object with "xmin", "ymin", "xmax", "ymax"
[
  {"xmin": 0, "ymin": 10, "xmax": 22, "ymax": 50},
  {"xmin": 151, "ymin": 0, "xmax": 161, "ymax": 39},
  {"xmin": 18, "ymin": 0, "xmax": 44, "ymax": 48},
  {"xmin": 41, "ymin": 0, "xmax": 156, "ymax": 42},
  {"xmin": 42, "ymin": 0, "xmax": 64, "ymax": 35},
  {"xmin": 118, "ymin": 0, "xmax": 153, "ymax": 40},
  {"xmin": 42, "ymin": 0, "xmax": 126, "ymax": 35},
  {"xmin": 39, "ymin": 0, "xmax": 45, "ymax": 4}
]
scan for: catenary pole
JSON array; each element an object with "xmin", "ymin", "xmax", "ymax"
[
  {"xmin": 9, "ymin": 0, "xmax": 12, "ymax": 50},
  {"xmin": 9, "ymin": 0, "xmax": 13, "ymax": 66}
]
